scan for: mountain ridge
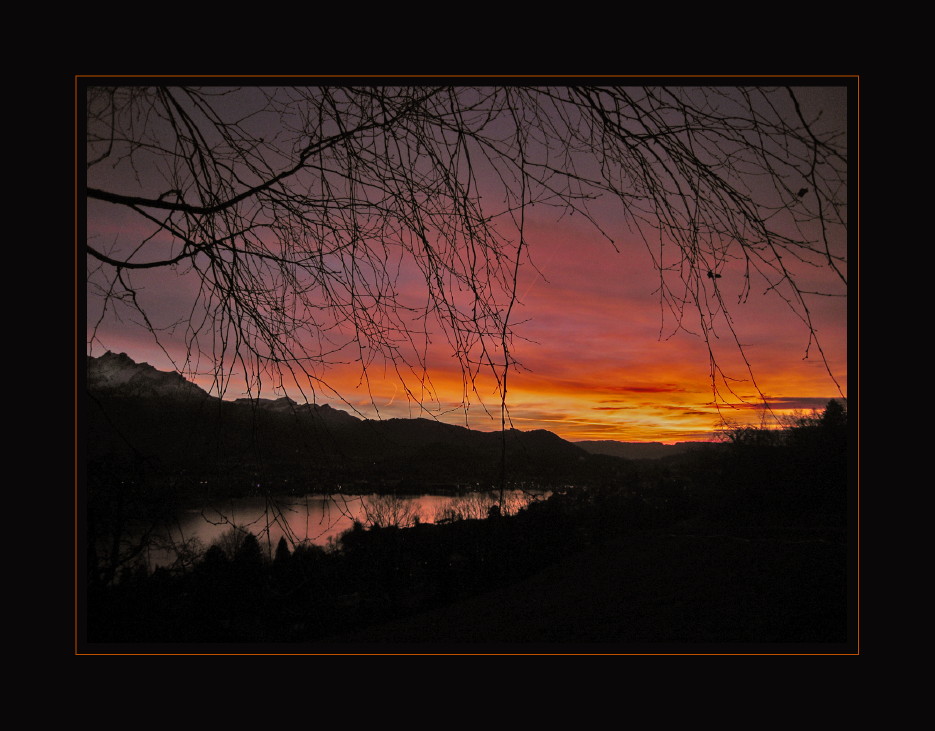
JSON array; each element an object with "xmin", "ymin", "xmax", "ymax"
[
  {"xmin": 85, "ymin": 352, "xmax": 607, "ymax": 491},
  {"xmin": 87, "ymin": 351, "xmax": 210, "ymax": 400},
  {"xmin": 575, "ymin": 439, "xmax": 714, "ymax": 461}
]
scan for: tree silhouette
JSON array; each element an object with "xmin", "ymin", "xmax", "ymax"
[
  {"xmin": 820, "ymin": 398, "xmax": 848, "ymax": 430},
  {"xmin": 85, "ymin": 82, "xmax": 849, "ymax": 419},
  {"xmin": 274, "ymin": 536, "xmax": 291, "ymax": 565}
]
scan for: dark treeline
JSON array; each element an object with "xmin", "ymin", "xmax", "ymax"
[{"xmin": 82, "ymin": 401, "xmax": 850, "ymax": 647}]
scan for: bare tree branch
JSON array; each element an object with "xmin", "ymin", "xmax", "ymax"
[{"xmin": 85, "ymin": 84, "xmax": 848, "ymax": 417}]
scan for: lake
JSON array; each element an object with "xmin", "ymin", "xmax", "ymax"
[{"xmin": 143, "ymin": 490, "xmax": 549, "ymax": 567}]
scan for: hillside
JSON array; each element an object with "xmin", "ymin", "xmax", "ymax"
[
  {"xmin": 83, "ymin": 373, "xmax": 853, "ymax": 650},
  {"xmin": 86, "ymin": 352, "xmax": 602, "ymax": 492},
  {"xmin": 329, "ymin": 524, "xmax": 850, "ymax": 647},
  {"xmin": 575, "ymin": 440, "xmax": 713, "ymax": 460}
]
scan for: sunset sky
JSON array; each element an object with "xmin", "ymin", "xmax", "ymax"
[{"xmin": 85, "ymin": 83, "xmax": 851, "ymax": 444}]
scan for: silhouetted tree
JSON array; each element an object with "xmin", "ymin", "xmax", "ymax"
[
  {"xmin": 274, "ymin": 536, "xmax": 291, "ymax": 564},
  {"xmin": 362, "ymin": 493, "xmax": 422, "ymax": 529},
  {"xmin": 820, "ymin": 399, "xmax": 848, "ymax": 430},
  {"xmin": 86, "ymin": 82, "xmax": 848, "ymax": 417},
  {"xmin": 213, "ymin": 526, "xmax": 251, "ymax": 560},
  {"xmin": 201, "ymin": 544, "xmax": 228, "ymax": 571},
  {"xmin": 234, "ymin": 532, "xmax": 264, "ymax": 568}
]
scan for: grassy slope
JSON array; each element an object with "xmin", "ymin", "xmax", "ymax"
[{"xmin": 317, "ymin": 523, "xmax": 851, "ymax": 652}]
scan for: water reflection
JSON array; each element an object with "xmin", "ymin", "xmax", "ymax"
[{"xmin": 147, "ymin": 490, "xmax": 547, "ymax": 567}]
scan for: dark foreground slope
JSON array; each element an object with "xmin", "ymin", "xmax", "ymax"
[
  {"xmin": 83, "ymin": 368, "xmax": 853, "ymax": 653},
  {"xmin": 324, "ymin": 523, "xmax": 850, "ymax": 649},
  {"xmin": 85, "ymin": 514, "xmax": 850, "ymax": 651}
]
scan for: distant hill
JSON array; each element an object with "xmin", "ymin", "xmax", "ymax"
[
  {"xmin": 575, "ymin": 440, "xmax": 714, "ymax": 460},
  {"xmin": 85, "ymin": 352, "xmax": 595, "ymax": 491}
]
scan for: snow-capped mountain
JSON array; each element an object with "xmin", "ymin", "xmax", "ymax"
[
  {"xmin": 86, "ymin": 351, "xmax": 361, "ymax": 426},
  {"xmin": 231, "ymin": 395, "xmax": 361, "ymax": 426},
  {"xmin": 87, "ymin": 351, "xmax": 210, "ymax": 400},
  {"xmin": 84, "ymin": 352, "xmax": 594, "ymax": 489}
]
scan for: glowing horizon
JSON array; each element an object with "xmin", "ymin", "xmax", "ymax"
[
  {"xmin": 85, "ymin": 85, "xmax": 849, "ymax": 444},
  {"xmin": 88, "ymin": 206, "xmax": 847, "ymax": 444}
]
